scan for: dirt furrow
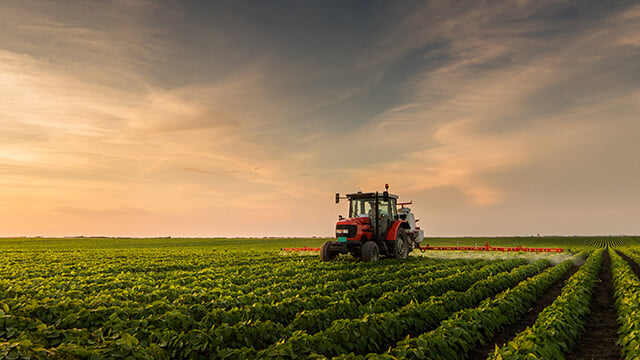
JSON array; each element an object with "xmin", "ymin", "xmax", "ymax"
[
  {"xmin": 565, "ymin": 250, "xmax": 620, "ymax": 360},
  {"xmin": 467, "ymin": 261, "xmax": 580, "ymax": 360}
]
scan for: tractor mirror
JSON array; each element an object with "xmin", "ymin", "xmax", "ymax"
[{"xmin": 335, "ymin": 193, "xmax": 340, "ymax": 203}]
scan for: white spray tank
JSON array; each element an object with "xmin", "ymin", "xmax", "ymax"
[{"xmin": 398, "ymin": 206, "xmax": 424, "ymax": 245}]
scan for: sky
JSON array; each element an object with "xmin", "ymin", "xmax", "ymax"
[{"xmin": 1, "ymin": 0, "xmax": 639, "ymax": 238}]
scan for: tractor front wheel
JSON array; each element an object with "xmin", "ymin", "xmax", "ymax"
[
  {"xmin": 361, "ymin": 241, "xmax": 380, "ymax": 262},
  {"xmin": 320, "ymin": 241, "xmax": 338, "ymax": 262},
  {"xmin": 394, "ymin": 229, "xmax": 409, "ymax": 259}
]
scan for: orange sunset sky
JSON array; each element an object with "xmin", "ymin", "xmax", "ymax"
[{"xmin": 1, "ymin": 1, "xmax": 639, "ymax": 237}]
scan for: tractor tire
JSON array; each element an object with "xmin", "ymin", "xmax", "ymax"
[
  {"xmin": 361, "ymin": 241, "xmax": 380, "ymax": 262},
  {"xmin": 320, "ymin": 241, "xmax": 338, "ymax": 262},
  {"xmin": 394, "ymin": 229, "xmax": 409, "ymax": 259}
]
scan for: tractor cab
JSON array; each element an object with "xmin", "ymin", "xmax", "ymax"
[
  {"xmin": 343, "ymin": 191, "xmax": 398, "ymax": 241},
  {"xmin": 322, "ymin": 185, "xmax": 424, "ymax": 262}
]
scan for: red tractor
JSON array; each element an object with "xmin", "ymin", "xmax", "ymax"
[{"xmin": 321, "ymin": 185, "xmax": 424, "ymax": 262}]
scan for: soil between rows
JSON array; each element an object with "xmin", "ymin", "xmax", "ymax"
[
  {"xmin": 565, "ymin": 250, "xmax": 621, "ymax": 360},
  {"xmin": 467, "ymin": 260, "xmax": 581, "ymax": 360}
]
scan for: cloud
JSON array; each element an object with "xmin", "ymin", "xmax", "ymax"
[
  {"xmin": 323, "ymin": 0, "xmax": 640, "ymax": 218},
  {"xmin": 183, "ymin": 167, "xmax": 238, "ymax": 175}
]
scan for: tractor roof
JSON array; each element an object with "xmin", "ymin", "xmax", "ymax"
[{"xmin": 346, "ymin": 192, "xmax": 399, "ymax": 200}]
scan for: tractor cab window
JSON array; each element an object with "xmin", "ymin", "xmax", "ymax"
[
  {"xmin": 349, "ymin": 199, "xmax": 373, "ymax": 218},
  {"xmin": 377, "ymin": 198, "xmax": 398, "ymax": 219},
  {"xmin": 389, "ymin": 198, "xmax": 398, "ymax": 219},
  {"xmin": 378, "ymin": 199, "xmax": 390, "ymax": 218}
]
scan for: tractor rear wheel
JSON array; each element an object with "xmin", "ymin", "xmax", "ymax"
[
  {"xmin": 361, "ymin": 241, "xmax": 379, "ymax": 262},
  {"xmin": 320, "ymin": 241, "xmax": 338, "ymax": 262},
  {"xmin": 394, "ymin": 229, "xmax": 409, "ymax": 259}
]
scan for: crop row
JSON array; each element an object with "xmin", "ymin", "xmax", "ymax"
[
  {"xmin": 0, "ymin": 250, "xmax": 292, "ymax": 280},
  {"xmin": 3, "ymin": 243, "xmax": 609, "ymax": 360},
  {"xmin": 0, "ymin": 258, "xmax": 530, "ymax": 360},
  {"xmin": 610, "ymin": 249, "xmax": 640, "ymax": 360},
  {"xmin": 588, "ymin": 237, "xmax": 640, "ymax": 248},
  {"xmin": 0, "ymin": 254, "xmax": 450, "ymax": 302},
  {"xmin": 0, "ymin": 257, "xmax": 497, "ymax": 357},
  {"xmin": 37, "ymin": 259, "xmax": 486, "ymax": 336},
  {"xmin": 1, "ymin": 255, "xmax": 474, "ymax": 304},
  {"xmin": 334, "ymin": 256, "xmax": 580, "ymax": 359},
  {"xmin": 1, "ymin": 254, "xmax": 460, "ymax": 303},
  {"xmin": 214, "ymin": 258, "xmax": 548, "ymax": 359},
  {"xmin": 2, "ymin": 258, "xmax": 488, "ymax": 334},
  {"xmin": 288, "ymin": 259, "xmax": 506, "ymax": 333},
  {"xmin": 488, "ymin": 248, "xmax": 604, "ymax": 359},
  {"xmin": 7, "ymin": 259, "xmax": 505, "ymax": 355}
]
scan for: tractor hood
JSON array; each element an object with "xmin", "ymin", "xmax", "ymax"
[
  {"xmin": 335, "ymin": 216, "xmax": 372, "ymax": 241},
  {"xmin": 337, "ymin": 216, "xmax": 370, "ymax": 226}
]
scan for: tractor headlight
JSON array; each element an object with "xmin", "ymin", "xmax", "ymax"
[{"xmin": 336, "ymin": 229, "xmax": 349, "ymax": 234}]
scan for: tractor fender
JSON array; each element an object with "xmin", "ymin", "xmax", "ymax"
[{"xmin": 385, "ymin": 220, "xmax": 410, "ymax": 241}]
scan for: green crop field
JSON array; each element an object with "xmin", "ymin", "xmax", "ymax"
[{"xmin": 1, "ymin": 236, "xmax": 640, "ymax": 359}]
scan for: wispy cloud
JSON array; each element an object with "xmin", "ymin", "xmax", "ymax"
[{"xmin": 341, "ymin": 1, "xmax": 640, "ymax": 209}]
